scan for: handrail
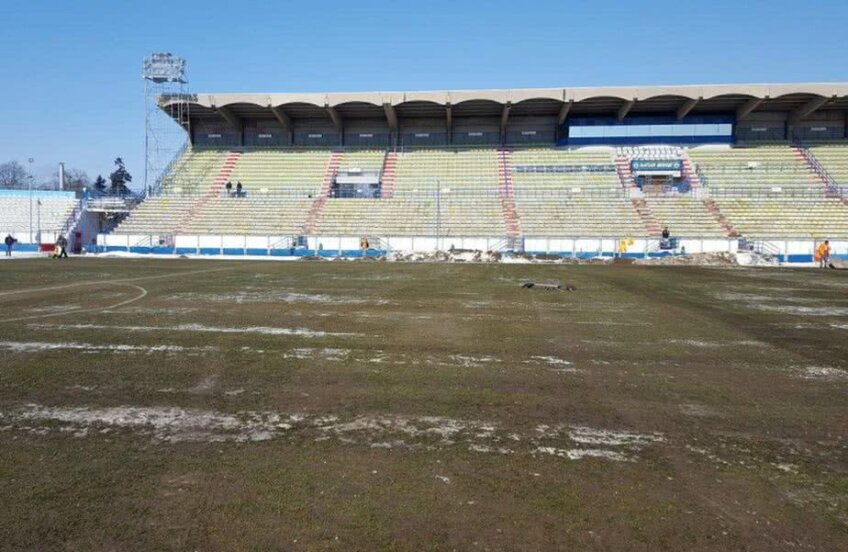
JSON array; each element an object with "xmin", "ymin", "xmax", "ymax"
[{"xmin": 149, "ymin": 141, "xmax": 190, "ymax": 197}]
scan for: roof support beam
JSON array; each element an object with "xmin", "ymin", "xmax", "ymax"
[
  {"xmin": 383, "ymin": 103, "xmax": 398, "ymax": 132},
  {"xmin": 325, "ymin": 105, "xmax": 343, "ymax": 131},
  {"xmin": 557, "ymin": 100, "xmax": 573, "ymax": 124},
  {"xmin": 214, "ymin": 105, "xmax": 241, "ymax": 131},
  {"xmin": 736, "ymin": 97, "xmax": 765, "ymax": 121},
  {"xmin": 269, "ymin": 105, "xmax": 293, "ymax": 145},
  {"xmin": 446, "ymin": 104, "xmax": 453, "ymax": 144},
  {"xmin": 270, "ymin": 105, "xmax": 292, "ymax": 130},
  {"xmin": 789, "ymin": 96, "xmax": 831, "ymax": 124},
  {"xmin": 676, "ymin": 97, "xmax": 700, "ymax": 120},
  {"xmin": 617, "ymin": 99, "xmax": 636, "ymax": 121},
  {"xmin": 499, "ymin": 102, "xmax": 511, "ymax": 138}
]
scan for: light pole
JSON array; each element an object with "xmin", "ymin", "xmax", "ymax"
[{"xmin": 28, "ymin": 158, "xmax": 34, "ymax": 243}]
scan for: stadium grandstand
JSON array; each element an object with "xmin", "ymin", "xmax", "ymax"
[{"xmin": 82, "ymin": 82, "xmax": 848, "ymax": 261}]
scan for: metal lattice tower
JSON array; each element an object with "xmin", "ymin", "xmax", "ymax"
[{"xmin": 143, "ymin": 52, "xmax": 190, "ymax": 195}]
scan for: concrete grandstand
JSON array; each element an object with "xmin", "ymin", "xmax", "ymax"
[{"xmin": 91, "ymin": 82, "xmax": 848, "ymax": 262}]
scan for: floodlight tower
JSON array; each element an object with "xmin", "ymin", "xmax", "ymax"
[{"xmin": 143, "ymin": 53, "xmax": 190, "ymax": 196}]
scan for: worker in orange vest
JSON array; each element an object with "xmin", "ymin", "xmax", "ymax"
[{"xmin": 814, "ymin": 240, "xmax": 831, "ymax": 268}]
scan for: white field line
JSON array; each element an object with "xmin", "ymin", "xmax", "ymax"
[
  {"xmin": 0, "ymin": 267, "xmax": 232, "ymax": 324},
  {"xmin": 0, "ymin": 283, "xmax": 148, "ymax": 324},
  {"xmin": 0, "ymin": 267, "xmax": 231, "ymax": 298}
]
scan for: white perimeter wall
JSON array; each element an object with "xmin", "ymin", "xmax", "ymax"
[{"xmin": 98, "ymin": 233, "xmax": 848, "ymax": 258}]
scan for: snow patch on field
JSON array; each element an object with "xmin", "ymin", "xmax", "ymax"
[
  {"xmin": 527, "ymin": 355, "xmax": 571, "ymax": 366},
  {"xmin": 0, "ymin": 404, "xmax": 665, "ymax": 462},
  {"xmin": 29, "ymin": 323, "xmax": 360, "ymax": 338},
  {"xmin": 26, "ymin": 305, "xmax": 80, "ymax": 314},
  {"xmin": 799, "ymin": 366, "xmax": 848, "ymax": 381},
  {"xmin": 0, "ymin": 340, "xmax": 214, "ymax": 355},
  {"xmin": 165, "ymin": 291, "xmax": 390, "ymax": 306},
  {"xmin": 524, "ymin": 355, "xmax": 582, "ymax": 374},
  {"xmin": 449, "ymin": 354, "xmax": 502, "ymax": 367},
  {"xmin": 568, "ymin": 426, "xmax": 665, "ymax": 447},
  {"xmin": 284, "ymin": 348, "xmax": 351, "ymax": 361},
  {"xmin": 668, "ymin": 339, "xmax": 766, "ymax": 348},
  {"xmin": 533, "ymin": 447, "xmax": 630, "ymax": 462},
  {"xmin": 752, "ymin": 305, "xmax": 848, "ymax": 317},
  {"xmin": 106, "ymin": 306, "xmax": 198, "ymax": 315}
]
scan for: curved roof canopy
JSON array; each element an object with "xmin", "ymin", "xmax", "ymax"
[{"xmin": 161, "ymin": 83, "xmax": 848, "ymax": 126}]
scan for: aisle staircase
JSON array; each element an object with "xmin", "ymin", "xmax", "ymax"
[
  {"xmin": 615, "ymin": 156, "xmax": 636, "ymax": 189},
  {"xmin": 703, "ymin": 198, "xmax": 741, "ymax": 238},
  {"xmin": 380, "ymin": 151, "xmax": 398, "ymax": 198},
  {"xmin": 681, "ymin": 151, "xmax": 702, "ymax": 188},
  {"xmin": 631, "ymin": 198, "xmax": 662, "ymax": 235},
  {"xmin": 795, "ymin": 145, "xmax": 838, "ymax": 193},
  {"xmin": 176, "ymin": 150, "xmax": 242, "ymax": 234},
  {"xmin": 497, "ymin": 147, "xmax": 521, "ymax": 236},
  {"xmin": 304, "ymin": 151, "xmax": 343, "ymax": 233}
]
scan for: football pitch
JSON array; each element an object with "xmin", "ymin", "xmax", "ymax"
[{"xmin": 0, "ymin": 258, "xmax": 846, "ymax": 550}]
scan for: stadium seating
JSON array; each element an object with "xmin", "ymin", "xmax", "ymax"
[
  {"xmin": 159, "ymin": 149, "xmax": 228, "ymax": 194},
  {"xmin": 112, "ymin": 196, "xmax": 196, "ymax": 235},
  {"xmin": 687, "ymin": 146, "xmax": 821, "ymax": 192},
  {"xmin": 712, "ymin": 197, "xmax": 848, "ymax": 238},
  {"xmin": 108, "ymin": 142, "xmax": 848, "ymax": 243},
  {"xmin": 226, "ymin": 149, "xmax": 332, "ymax": 196},
  {"xmin": 394, "ymin": 148, "xmax": 500, "ymax": 192},
  {"xmin": 314, "ymin": 148, "xmax": 505, "ymax": 236},
  {"xmin": 644, "ymin": 197, "xmax": 727, "ymax": 237},
  {"xmin": 808, "ymin": 144, "xmax": 848, "ymax": 185},
  {"xmin": 515, "ymin": 193, "xmax": 647, "ymax": 237},
  {"xmin": 0, "ymin": 194, "xmax": 77, "ymax": 239},
  {"xmin": 337, "ymin": 149, "xmax": 386, "ymax": 172},
  {"xmin": 510, "ymin": 148, "xmax": 620, "ymax": 191},
  {"xmin": 182, "ymin": 197, "xmax": 314, "ymax": 236},
  {"xmin": 316, "ymin": 198, "xmax": 436, "ymax": 236}
]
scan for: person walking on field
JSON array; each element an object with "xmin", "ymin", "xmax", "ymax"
[
  {"xmin": 4, "ymin": 234, "xmax": 16, "ymax": 256},
  {"xmin": 55, "ymin": 235, "xmax": 69, "ymax": 259},
  {"xmin": 815, "ymin": 240, "xmax": 831, "ymax": 268}
]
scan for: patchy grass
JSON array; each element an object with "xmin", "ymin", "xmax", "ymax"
[{"xmin": 0, "ymin": 258, "xmax": 846, "ymax": 550}]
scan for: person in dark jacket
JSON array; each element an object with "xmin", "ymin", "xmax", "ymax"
[
  {"xmin": 236, "ymin": 181, "xmax": 243, "ymax": 197},
  {"xmin": 4, "ymin": 234, "xmax": 16, "ymax": 256},
  {"xmin": 225, "ymin": 181, "xmax": 233, "ymax": 196},
  {"xmin": 56, "ymin": 235, "xmax": 69, "ymax": 259}
]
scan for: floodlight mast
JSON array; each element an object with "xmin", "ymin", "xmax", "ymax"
[{"xmin": 143, "ymin": 53, "xmax": 191, "ymax": 197}]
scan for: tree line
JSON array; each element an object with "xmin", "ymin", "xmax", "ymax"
[{"xmin": 0, "ymin": 158, "xmax": 132, "ymax": 194}]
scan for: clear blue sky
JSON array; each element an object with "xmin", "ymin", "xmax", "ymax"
[{"xmin": 1, "ymin": 0, "xmax": 846, "ymax": 190}]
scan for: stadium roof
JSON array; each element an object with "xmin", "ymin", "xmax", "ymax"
[{"xmin": 162, "ymin": 82, "xmax": 848, "ymax": 126}]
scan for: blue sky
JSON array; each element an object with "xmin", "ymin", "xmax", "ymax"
[{"xmin": 0, "ymin": 0, "xmax": 846, "ymax": 190}]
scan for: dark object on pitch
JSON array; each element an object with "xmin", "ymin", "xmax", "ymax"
[{"xmin": 521, "ymin": 281, "xmax": 576, "ymax": 291}]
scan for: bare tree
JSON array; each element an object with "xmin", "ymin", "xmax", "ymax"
[
  {"xmin": 0, "ymin": 161, "xmax": 29, "ymax": 189},
  {"xmin": 50, "ymin": 167, "xmax": 90, "ymax": 193}
]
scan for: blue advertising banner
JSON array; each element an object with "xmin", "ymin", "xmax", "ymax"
[{"xmin": 631, "ymin": 160, "xmax": 682, "ymax": 172}]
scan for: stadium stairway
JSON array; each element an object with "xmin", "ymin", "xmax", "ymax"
[
  {"xmin": 213, "ymin": 151, "xmax": 242, "ymax": 190},
  {"xmin": 702, "ymin": 198, "xmax": 741, "ymax": 237},
  {"xmin": 304, "ymin": 150, "xmax": 343, "ymax": 234},
  {"xmin": 681, "ymin": 151, "xmax": 701, "ymax": 188},
  {"xmin": 615, "ymin": 156, "xmax": 637, "ymax": 189},
  {"xmin": 176, "ymin": 150, "xmax": 242, "ymax": 234},
  {"xmin": 795, "ymin": 145, "xmax": 839, "ymax": 191},
  {"xmin": 631, "ymin": 198, "xmax": 662, "ymax": 235},
  {"xmin": 380, "ymin": 151, "xmax": 398, "ymax": 198},
  {"xmin": 497, "ymin": 147, "xmax": 521, "ymax": 236}
]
